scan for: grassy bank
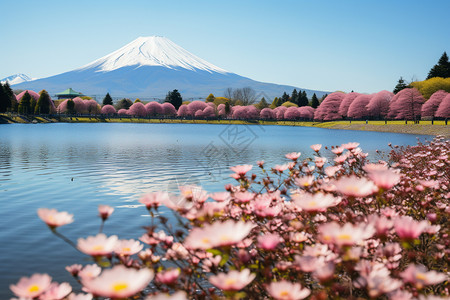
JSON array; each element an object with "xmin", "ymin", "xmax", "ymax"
[{"xmin": 1, "ymin": 114, "xmax": 448, "ymax": 138}]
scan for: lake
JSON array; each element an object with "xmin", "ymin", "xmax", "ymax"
[{"xmin": 0, "ymin": 123, "xmax": 431, "ymax": 297}]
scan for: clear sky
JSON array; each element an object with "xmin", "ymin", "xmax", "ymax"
[{"xmin": 1, "ymin": 0, "xmax": 449, "ymax": 94}]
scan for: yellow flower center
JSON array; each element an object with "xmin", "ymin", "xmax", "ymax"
[
  {"xmin": 122, "ymin": 247, "xmax": 131, "ymax": 252},
  {"xmin": 220, "ymin": 235, "xmax": 231, "ymax": 242},
  {"xmin": 28, "ymin": 285, "xmax": 40, "ymax": 292},
  {"xmin": 202, "ymin": 238, "xmax": 210, "ymax": 244},
  {"xmin": 416, "ymin": 273, "xmax": 427, "ymax": 281},
  {"xmin": 112, "ymin": 282, "xmax": 128, "ymax": 292},
  {"xmin": 92, "ymin": 245, "xmax": 104, "ymax": 251},
  {"xmin": 308, "ymin": 201, "xmax": 317, "ymax": 207},
  {"xmin": 345, "ymin": 186, "xmax": 359, "ymax": 193},
  {"xmin": 225, "ymin": 278, "xmax": 237, "ymax": 286},
  {"xmin": 280, "ymin": 290, "xmax": 290, "ymax": 297},
  {"xmin": 337, "ymin": 234, "xmax": 352, "ymax": 241}
]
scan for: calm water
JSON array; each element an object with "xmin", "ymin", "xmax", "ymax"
[{"xmin": 0, "ymin": 123, "xmax": 431, "ymax": 297}]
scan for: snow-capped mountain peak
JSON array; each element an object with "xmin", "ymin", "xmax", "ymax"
[
  {"xmin": 77, "ymin": 36, "xmax": 229, "ymax": 74},
  {"xmin": 1, "ymin": 73, "xmax": 35, "ymax": 85}
]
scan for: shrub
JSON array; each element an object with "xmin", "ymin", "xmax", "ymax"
[{"xmin": 101, "ymin": 105, "xmax": 116, "ymax": 115}]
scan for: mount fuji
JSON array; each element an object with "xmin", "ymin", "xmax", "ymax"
[{"xmin": 12, "ymin": 36, "xmax": 327, "ymax": 99}]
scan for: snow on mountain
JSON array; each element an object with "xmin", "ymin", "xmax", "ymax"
[
  {"xmin": 12, "ymin": 36, "xmax": 328, "ymax": 99},
  {"xmin": 1, "ymin": 73, "xmax": 35, "ymax": 85},
  {"xmin": 77, "ymin": 36, "xmax": 228, "ymax": 74}
]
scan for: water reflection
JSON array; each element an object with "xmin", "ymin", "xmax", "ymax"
[{"xmin": 0, "ymin": 123, "xmax": 430, "ymax": 298}]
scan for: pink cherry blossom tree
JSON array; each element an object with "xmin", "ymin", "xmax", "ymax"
[
  {"xmin": 217, "ymin": 104, "xmax": 226, "ymax": 117},
  {"xmin": 161, "ymin": 103, "xmax": 177, "ymax": 116},
  {"xmin": 347, "ymin": 94, "xmax": 373, "ymax": 119},
  {"xmin": 145, "ymin": 102, "xmax": 163, "ymax": 116},
  {"xmin": 366, "ymin": 90, "xmax": 393, "ymax": 119},
  {"xmin": 177, "ymin": 104, "xmax": 189, "ymax": 117},
  {"xmin": 85, "ymin": 99, "xmax": 101, "ymax": 115},
  {"xmin": 202, "ymin": 106, "xmax": 216, "ymax": 118},
  {"xmin": 421, "ymin": 90, "xmax": 448, "ymax": 118},
  {"xmin": 338, "ymin": 92, "xmax": 360, "ymax": 118},
  {"xmin": 117, "ymin": 108, "xmax": 128, "ymax": 115},
  {"xmin": 274, "ymin": 106, "xmax": 287, "ymax": 120},
  {"xmin": 188, "ymin": 101, "xmax": 208, "ymax": 116},
  {"xmin": 101, "ymin": 105, "xmax": 116, "ymax": 115},
  {"xmin": 260, "ymin": 108, "xmax": 275, "ymax": 119},
  {"xmin": 232, "ymin": 106, "xmax": 247, "ymax": 119},
  {"xmin": 388, "ymin": 88, "xmax": 425, "ymax": 120},
  {"xmin": 16, "ymin": 90, "xmax": 40, "ymax": 102},
  {"xmin": 284, "ymin": 106, "xmax": 301, "ymax": 120},
  {"xmin": 246, "ymin": 106, "xmax": 260, "ymax": 119},
  {"xmin": 298, "ymin": 106, "xmax": 315, "ymax": 120},
  {"xmin": 314, "ymin": 92, "xmax": 345, "ymax": 121},
  {"xmin": 128, "ymin": 102, "xmax": 147, "ymax": 117},
  {"xmin": 435, "ymin": 94, "xmax": 450, "ymax": 118}
]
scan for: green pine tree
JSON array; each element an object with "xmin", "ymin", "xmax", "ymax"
[
  {"xmin": 298, "ymin": 91, "xmax": 309, "ymax": 107},
  {"xmin": 225, "ymin": 101, "xmax": 231, "ymax": 115},
  {"xmin": 0, "ymin": 84, "xmax": 8, "ymax": 113},
  {"xmin": 281, "ymin": 92, "xmax": 290, "ymax": 104},
  {"xmin": 427, "ymin": 52, "xmax": 450, "ymax": 79},
  {"xmin": 311, "ymin": 93, "xmax": 320, "ymax": 108},
  {"xmin": 256, "ymin": 97, "xmax": 269, "ymax": 109},
  {"xmin": 134, "ymin": 98, "xmax": 141, "ymax": 103},
  {"xmin": 291, "ymin": 89, "xmax": 299, "ymax": 106},
  {"xmin": 102, "ymin": 93, "xmax": 113, "ymax": 106},
  {"xmin": 393, "ymin": 77, "xmax": 409, "ymax": 94},
  {"xmin": 30, "ymin": 97, "xmax": 37, "ymax": 113},
  {"xmin": 67, "ymin": 99, "xmax": 75, "ymax": 114},
  {"xmin": 35, "ymin": 90, "xmax": 51, "ymax": 114},
  {"xmin": 3, "ymin": 82, "xmax": 15, "ymax": 112},
  {"xmin": 18, "ymin": 91, "xmax": 31, "ymax": 114},
  {"xmin": 165, "ymin": 89, "xmax": 183, "ymax": 109}
]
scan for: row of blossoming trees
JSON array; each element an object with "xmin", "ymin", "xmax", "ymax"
[
  {"xmin": 11, "ymin": 137, "xmax": 449, "ymax": 299},
  {"xmin": 314, "ymin": 89, "xmax": 450, "ymax": 121},
  {"xmin": 14, "ymin": 88, "xmax": 450, "ymax": 120}
]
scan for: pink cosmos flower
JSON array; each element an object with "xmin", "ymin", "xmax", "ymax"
[
  {"xmin": 10, "ymin": 273, "xmax": 52, "ymax": 298},
  {"xmin": 98, "ymin": 205, "xmax": 114, "ymax": 220},
  {"xmin": 77, "ymin": 233, "xmax": 118, "ymax": 256},
  {"xmin": 342, "ymin": 142, "xmax": 360, "ymax": 150},
  {"xmin": 266, "ymin": 280, "xmax": 311, "ymax": 300},
  {"xmin": 319, "ymin": 222, "xmax": 375, "ymax": 246},
  {"xmin": 114, "ymin": 239, "xmax": 144, "ymax": 256},
  {"xmin": 209, "ymin": 269, "xmax": 255, "ymax": 291},
  {"xmin": 234, "ymin": 191, "xmax": 255, "ymax": 203},
  {"xmin": 394, "ymin": 216, "xmax": 429, "ymax": 240},
  {"xmin": 184, "ymin": 220, "xmax": 254, "ymax": 249},
  {"xmin": 331, "ymin": 146, "xmax": 345, "ymax": 155},
  {"xmin": 334, "ymin": 153, "xmax": 349, "ymax": 164},
  {"xmin": 37, "ymin": 208, "xmax": 74, "ymax": 229},
  {"xmin": 313, "ymin": 262, "xmax": 335, "ymax": 282},
  {"xmin": 273, "ymin": 163, "xmax": 290, "ymax": 172},
  {"xmin": 139, "ymin": 233, "xmax": 159, "ymax": 245},
  {"xmin": 65, "ymin": 264, "xmax": 83, "ymax": 276},
  {"xmin": 332, "ymin": 175, "xmax": 378, "ymax": 197},
  {"xmin": 325, "ymin": 166, "xmax": 340, "ymax": 177},
  {"xmin": 354, "ymin": 262, "xmax": 403, "ymax": 298},
  {"xmin": 78, "ymin": 264, "xmax": 102, "ymax": 280},
  {"xmin": 67, "ymin": 293, "xmax": 93, "ymax": 300},
  {"xmin": 400, "ymin": 264, "xmax": 447, "ymax": 289},
  {"xmin": 230, "ymin": 164, "xmax": 253, "ymax": 176},
  {"xmin": 285, "ymin": 152, "xmax": 301, "ymax": 160},
  {"xmin": 367, "ymin": 169, "xmax": 401, "ymax": 190},
  {"xmin": 209, "ymin": 191, "xmax": 231, "ymax": 202},
  {"xmin": 38, "ymin": 282, "xmax": 72, "ymax": 300},
  {"xmin": 179, "ymin": 185, "xmax": 208, "ymax": 203},
  {"xmin": 81, "ymin": 265, "xmax": 153, "ymax": 298},
  {"xmin": 156, "ymin": 269, "xmax": 180, "ymax": 285},
  {"xmin": 294, "ymin": 176, "xmax": 314, "ymax": 188},
  {"xmin": 257, "ymin": 233, "xmax": 283, "ymax": 250},
  {"xmin": 292, "ymin": 192, "xmax": 341, "ymax": 212},
  {"xmin": 145, "ymin": 291, "xmax": 187, "ymax": 300},
  {"xmin": 363, "ymin": 163, "xmax": 388, "ymax": 172},
  {"xmin": 310, "ymin": 144, "xmax": 322, "ymax": 152},
  {"xmin": 139, "ymin": 191, "xmax": 169, "ymax": 209},
  {"xmin": 314, "ymin": 157, "xmax": 327, "ymax": 168}
]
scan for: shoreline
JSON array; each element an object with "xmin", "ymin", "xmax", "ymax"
[{"xmin": 1, "ymin": 114, "xmax": 448, "ymax": 138}]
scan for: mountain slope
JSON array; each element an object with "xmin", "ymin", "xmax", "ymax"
[
  {"xmin": 1, "ymin": 73, "xmax": 35, "ymax": 85},
  {"xmin": 12, "ymin": 36, "xmax": 328, "ymax": 99}
]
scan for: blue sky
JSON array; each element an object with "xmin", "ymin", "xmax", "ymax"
[{"xmin": 1, "ymin": 0, "xmax": 449, "ymax": 94}]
